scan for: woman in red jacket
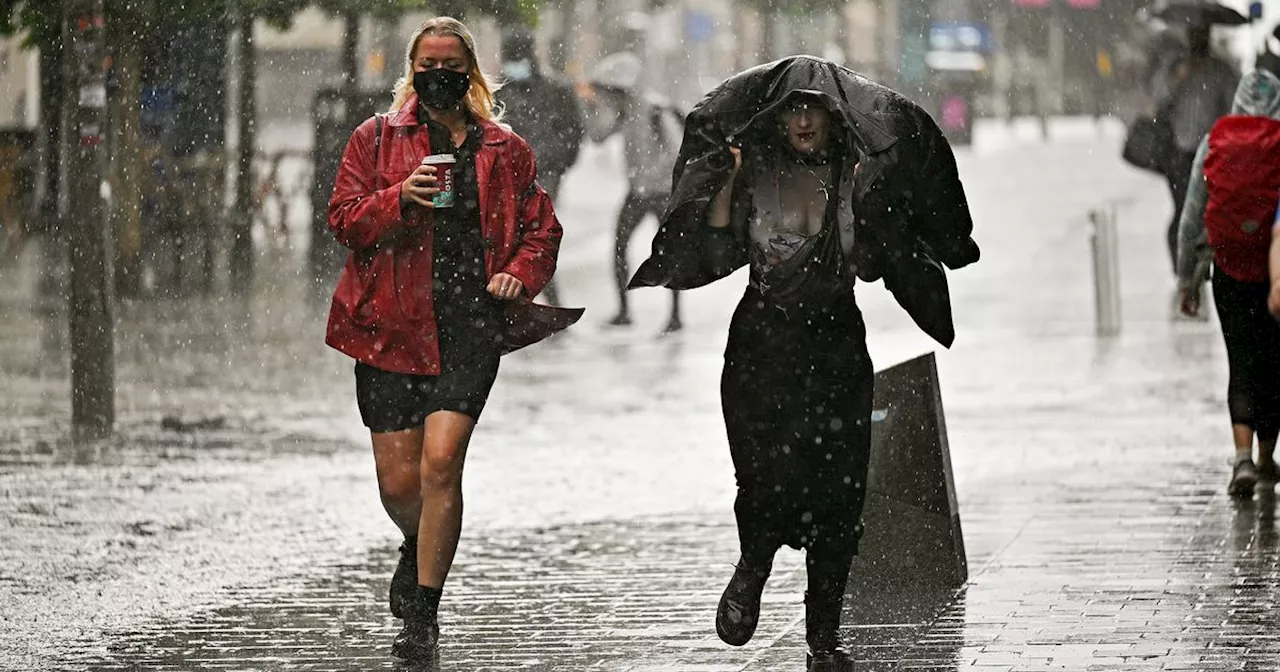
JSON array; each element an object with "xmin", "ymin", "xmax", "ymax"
[{"xmin": 325, "ymin": 16, "xmax": 576, "ymax": 664}]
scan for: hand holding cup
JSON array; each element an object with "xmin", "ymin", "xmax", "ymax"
[{"xmin": 400, "ymin": 164, "xmax": 440, "ymax": 209}]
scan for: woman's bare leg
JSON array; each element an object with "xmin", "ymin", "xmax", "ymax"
[
  {"xmin": 1258, "ymin": 435, "xmax": 1276, "ymax": 467},
  {"xmin": 417, "ymin": 410, "xmax": 476, "ymax": 588},
  {"xmin": 371, "ymin": 428, "xmax": 425, "ymax": 535}
]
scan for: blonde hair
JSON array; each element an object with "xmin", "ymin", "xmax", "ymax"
[{"xmin": 389, "ymin": 16, "xmax": 502, "ymax": 122}]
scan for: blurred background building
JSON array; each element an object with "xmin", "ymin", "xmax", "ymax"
[{"xmin": 2, "ymin": 0, "xmax": 1280, "ymax": 297}]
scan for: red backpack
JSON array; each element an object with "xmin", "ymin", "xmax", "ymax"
[{"xmin": 1202, "ymin": 115, "xmax": 1280, "ymax": 283}]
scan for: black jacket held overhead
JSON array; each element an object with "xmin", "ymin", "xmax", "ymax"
[{"xmin": 628, "ymin": 55, "xmax": 980, "ymax": 347}]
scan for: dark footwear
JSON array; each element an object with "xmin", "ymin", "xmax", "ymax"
[
  {"xmin": 391, "ymin": 585, "xmax": 440, "ymax": 664},
  {"xmin": 1229, "ymin": 460, "xmax": 1259, "ymax": 498},
  {"xmin": 804, "ymin": 590, "xmax": 845, "ymax": 659},
  {"xmin": 806, "ymin": 648, "xmax": 854, "ymax": 672},
  {"xmin": 606, "ymin": 312, "xmax": 632, "ymax": 327},
  {"xmin": 389, "ymin": 536, "xmax": 418, "ymax": 619},
  {"xmin": 715, "ymin": 559, "xmax": 771, "ymax": 646},
  {"xmin": 661, "ymin": 316, "xmax": 683, "ymax": 333},
  {"xmin": 390, "ymin": 618, "xmax": 439, "ymax": 664},
  {"xmin": 1257, "ymin": 461, "xmax": 1279, "ymax": 483}
]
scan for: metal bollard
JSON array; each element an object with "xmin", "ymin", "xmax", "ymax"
[{"xmin": 1089, "ymin": 207, "xmax": 1122, "ymax": 336}]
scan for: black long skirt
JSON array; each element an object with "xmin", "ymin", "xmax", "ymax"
[{"xmin": 720, "ymin": 286, "xmax": 874, "ymax": 565}]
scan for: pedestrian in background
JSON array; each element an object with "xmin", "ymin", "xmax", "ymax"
[
  {"xmin": 1157, "ymin": 22, "xmax": 1238, "ymax": 278},
  {"xmin": 1177, "ymin": 31, "xmax": 1280, "ymax": 498},
  {"xmin": 495, "ymin": 25, "xmax": 584, "ymax": 306},
  {"xmin": 630, "ymin": 56, "xmax": 979, "ymax": 671},
  {"xmin": 325, "ymin": 16, "xmax": 578, "ymax": 664},
  {"xmin": 583, "ymin": 50, "xmax": 684, "ymax": 333}
]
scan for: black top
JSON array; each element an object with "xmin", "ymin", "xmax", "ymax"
[{"xmin": 423, "ymin": 113, "xmax": 502, "ymax": 358}]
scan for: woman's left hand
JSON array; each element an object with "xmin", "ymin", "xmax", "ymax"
[
  {"xmin": 1179, "ymin": 286, "xmax": 1202, "ymax": 318},
  {"xmin": 487, "ymin": 272, "xmax": 524, "ymax": 300}
]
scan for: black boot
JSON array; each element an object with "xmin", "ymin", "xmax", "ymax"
[
  {"xmin": 805, "ymin": 591, "xmax": 852, "ymax": 671},
  {"xmin": 715, "ymin": 557, "xmax": 771, "ymax": 646},
  {"xmin": 391, "ymin": 586, "xmax": 440, "ymax": 664},
  {"xmin": 389, "ymin": 536, "xmax": 417, "ymax": 619},
  {"xmin": 806, "ymin": 649, "xmax": 854, "ymax": 672}
]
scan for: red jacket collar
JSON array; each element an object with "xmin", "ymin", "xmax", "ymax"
[{"xmin": 388, "ymin": 93, "xmax": 509, "ymax": 146}]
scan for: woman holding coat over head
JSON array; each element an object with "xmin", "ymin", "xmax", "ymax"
[
  {"xmin": 324, "ymin": 16, "xmax": 580, "ymax": 664},
  {"xmin": 629, "ymin": 56, "xmax": 979, "ymax": 671}
]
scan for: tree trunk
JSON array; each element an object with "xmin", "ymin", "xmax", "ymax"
[
  {"xmin": 37, "ymin": 33, "xmax": 66, "ymax": 305},
  {"xmin": 64, "ymin": 0, "xmax": 114, "ymax": 441},
  {"xmin": 111, "ymin": 32, "xmax": 144, "ymax": 298},
  {"xmin": 342, "ymin": 11, "xmax": 359, "ymax": 97},
  {"xmin": 230, "ymin": 4, "xmax": 255, "ymax": 295}
]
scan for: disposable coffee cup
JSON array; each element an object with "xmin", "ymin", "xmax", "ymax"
[{"xmin": 422, "ymin": 154, "xmax": 456, "ymax": 208}]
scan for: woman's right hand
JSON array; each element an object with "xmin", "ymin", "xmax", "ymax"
[
  {"xmin": 728, "ymin": 146, "xmax": 742, "ymax": 174},
  {"xmin": 400, "ymin": 165, "xmax": 440, "ymax": 210}
]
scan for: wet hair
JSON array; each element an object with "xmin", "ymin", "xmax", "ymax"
[{"xmin": 390, "ymin": 16, "xmax": 502, "ymax": 122}]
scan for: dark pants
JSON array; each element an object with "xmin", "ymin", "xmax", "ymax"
[
  {"xmin": 1212, "ymin": 267, "xmax": 1280, "ymax": 445},
  {"xmin": 1163, "ymin": 149, "xmax": 1198, "ymax": 274},
  {"xmin": 720, "ymin": 288, "xmax": 873, "ymax": 619},
  {"xmin": 614, "ymin": 190, "xmax": 680, "ymax": 322}
]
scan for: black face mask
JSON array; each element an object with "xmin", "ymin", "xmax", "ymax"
[{"xmin": 414, "ymin": 69, "xmax": 471, "ymax": 111}]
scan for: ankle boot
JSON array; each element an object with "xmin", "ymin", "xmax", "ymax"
[
  {"xmin": 804, "ymin": 591, "xmax": 852, "ymax": 671},
  {"xmin": 715, "ymin": 557, "xmax": 772, "ymax": 646},
  {"xmin": 391, "ymin": 586, "xmax": 440, "ymax": 664},
  {"xmin": 389, "ymin": 536, "xmax": 417, "ymax": 619}
]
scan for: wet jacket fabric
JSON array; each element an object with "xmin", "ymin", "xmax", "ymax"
[
  {"xmin": 325, "ymin": 93, "xmax": 579, "ymax": 376},
  {"xmin": 495, "ymin": 72, "xmax": 585, "ymax": 180},
  {"xmin": 1177, "ymin": 69, "xmax": 1280, "ymax": 291},
  {"xmin": 628, "ymin": 56, "xmax": 980, "ymax": 347}
]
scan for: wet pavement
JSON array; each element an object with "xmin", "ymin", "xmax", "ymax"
[{"xmin": 2, "ymin": 118, "xmax": 1278, "ymax": 671}]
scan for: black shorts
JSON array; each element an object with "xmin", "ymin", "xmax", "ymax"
[{"xmin": 354, "ymin": 354, "xmax": 500, "ymax": 433}]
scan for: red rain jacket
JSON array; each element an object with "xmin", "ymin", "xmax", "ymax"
[{"xmin": 325, "ymin": 94, "xmax": 576, "ymax": 375}]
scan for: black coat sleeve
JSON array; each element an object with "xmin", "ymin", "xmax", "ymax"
[{"xmin": 902, "ymin": 109, "xmax": 980, "ymax": 270}]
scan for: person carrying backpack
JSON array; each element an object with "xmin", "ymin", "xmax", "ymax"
[
  {"xmin": 1177, "ymin": 28, "xmax": 1280, "ymax": 498},
  {"xmin": 583, "ymin": 50, "xmax": 684, "ymax": 333}
]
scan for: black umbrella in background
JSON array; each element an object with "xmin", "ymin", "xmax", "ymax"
[{"xmin": 1143, "ymin": 0, "xmax": 1251, "ymax": 26}]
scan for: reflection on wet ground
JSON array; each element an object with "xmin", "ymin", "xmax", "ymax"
[{"xmin": 94, "ymin": 520, "xmax": 806, "ymax": 671}]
